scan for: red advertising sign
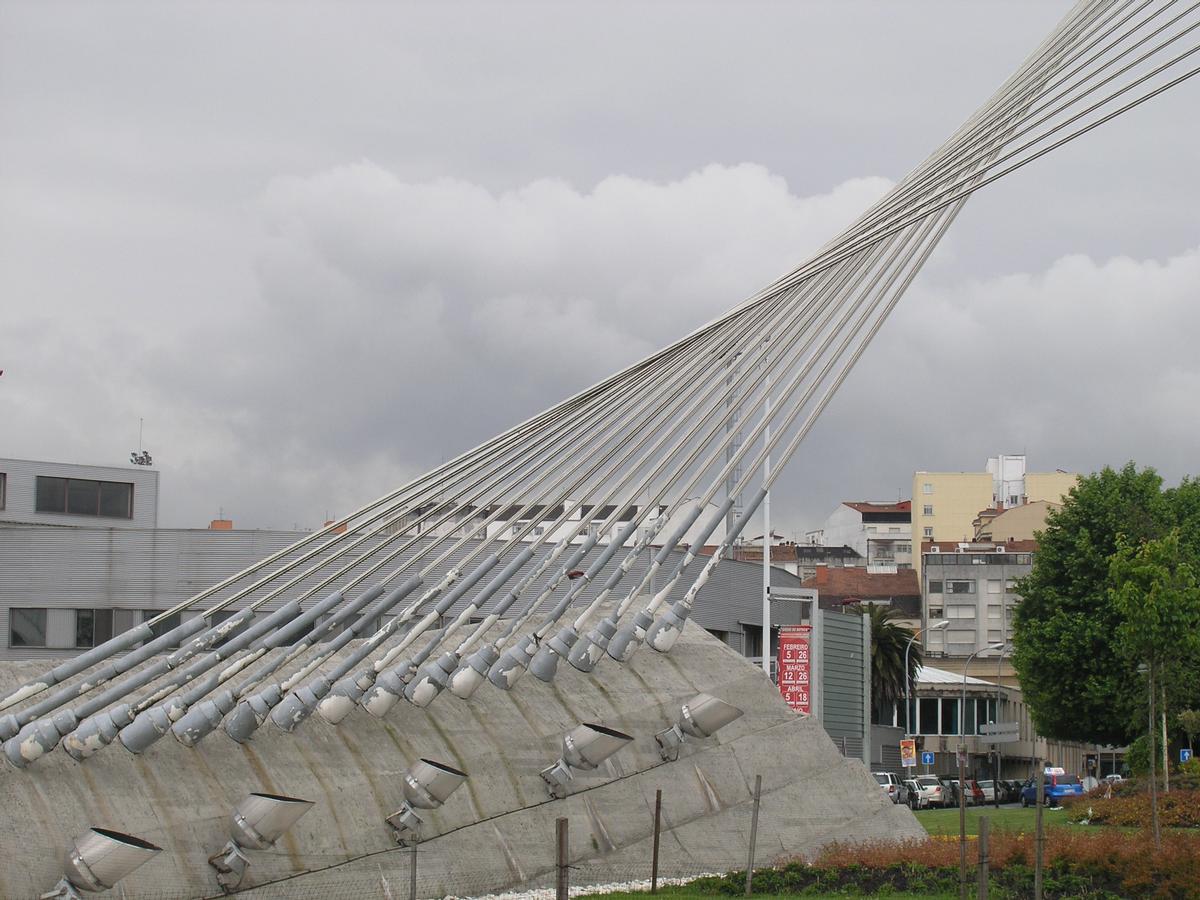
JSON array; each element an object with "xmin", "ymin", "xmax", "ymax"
[{"xmin": 778, "ymin": 624, "xmax": 812, "ymax": 715}]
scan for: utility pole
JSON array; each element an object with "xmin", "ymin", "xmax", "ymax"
[{"xmin": 761, "ymin": 394, "xmax": 771, "ymax": 679}]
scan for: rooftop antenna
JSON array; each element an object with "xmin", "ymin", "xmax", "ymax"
[{"xmin": 130, "ymin": 417, "xmax": 153, "ymax": 467}]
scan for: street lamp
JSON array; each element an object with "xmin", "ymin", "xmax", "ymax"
[
  {"xmin": 960, "ymin": 643, "xmax": 1006, "ymax": 749},
  {"xmin": 905, "ymin": 620, "xmax": 949, "ymax": 737},
  {"xmin": 957, "ymin": 641, "xmax": 1004, "ymax": 896}
]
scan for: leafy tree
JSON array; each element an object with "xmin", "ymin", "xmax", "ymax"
[
  {"xmin": 1012, "ymin": 463, "xmax": 1168, "ymax": 745},
  {"xmin": 1125, "ymin": 733, "xmax": 1150, "ymax": 776},
  {"xmin": 861, "ymin": 603, "xmax": 920, "ymax": 723},
  {"xmin": 1108, "ymin": 530, "xmax": 1200, "ymax": 847},
  {"xmin": 1179, "ymin": 709, "xmax": 1200, "ymax": 752}
]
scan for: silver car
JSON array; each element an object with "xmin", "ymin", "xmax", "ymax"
[{"xmin": 904, "ymin": 774, "xmax": 947, "ymax": 808}]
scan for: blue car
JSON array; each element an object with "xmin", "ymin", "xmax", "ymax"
[{"xmin": 1020, "ymin": 768, "xmax": 1084, "ymax": 807}]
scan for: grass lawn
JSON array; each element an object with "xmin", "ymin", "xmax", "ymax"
[
  {"xmin": 913, "ymin": 804, "xmax": 1074, "ymax": 836},
  {"xmin": 587, "ymin": 893, "xmax": 958, "ymax": 900}
]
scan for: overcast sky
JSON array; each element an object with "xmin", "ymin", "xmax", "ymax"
[{"xmin": 2, "ymin": 1, "xmax": 1197, "ymax": 535}]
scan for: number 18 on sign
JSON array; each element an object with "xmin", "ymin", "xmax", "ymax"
[{"xmin": 778, "ymin": 625, "xmax": 811, "ymax": 715}]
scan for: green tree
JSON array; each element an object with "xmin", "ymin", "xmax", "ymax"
[
  {"xmin": 1108, "ymin": 530, "xmax": 1200, "ymax": 847},
  {"xmin": 862, "ymin": 603, "xmax": 920, "ymax": 722},
  {"xmin": 1012, "ymin": 463, "xmax": 1169, "ymax": 744},
  {"xmin": 1179, "ymin": 709, "xmax": 1200, "ymax": 752}
]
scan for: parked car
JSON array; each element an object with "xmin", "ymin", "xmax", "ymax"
[
  {"xmin": 977, "ymin": 779, "xmax": 998, "ymax": 803},
  {"xmin": 1003, "ymin": 779, "xmax": 1024, "ymax": 803},
  {"xmin": 1021, "ymin": 768, "xmax": 1085, "ymax": 807},
  {"xmin": 964, "ymin": 779, "xmax": 986, "ymax": 805},
  {"xmin": 873, "ymin": 771, "xmax": 907, "ymax": 804},
  {"xmin": 943, "ymin": 779, "xmax": 983, "ymax": 806},
  {"xmin": 904, "ymin": 775, "xmax": 947, "ymax": 809},
  {"xmin": 1104, "ymin": 773, "xmax": 1124, "ymax": 784},
  {"xmin": 938, "ymin": 776, "xmax": 961, "ymax": 806}
]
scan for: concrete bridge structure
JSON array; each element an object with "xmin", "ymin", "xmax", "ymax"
[{"xmin": 0, "ymin": 621, "xmax": 919, "ymax": 898}]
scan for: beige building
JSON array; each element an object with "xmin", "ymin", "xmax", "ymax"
[
  {"xmin": 975, "ymin": 499, "xmax": 1061, "ymax": 543},
  {"xmin": 912, "ymin": 456, "xmax": 1078, "ymax": 583}
]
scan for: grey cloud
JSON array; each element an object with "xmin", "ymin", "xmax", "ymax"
[{"xmin": 1, "ymin": 1, "xmax": 1197, "ymax": 535}]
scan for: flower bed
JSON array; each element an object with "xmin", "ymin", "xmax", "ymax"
[
  {"xmin": 799, "ymin": 828, "xmax": 1200, "ymax": 899},
  {"xmin": 1064, "ymin": 787, "xmax": 1200, "ymax": 828}
]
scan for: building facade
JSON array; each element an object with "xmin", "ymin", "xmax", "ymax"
[
  {"xmin": 920, "ymin": 542, "xmax": 1035, "ymax": 661},
  {"xmin": 806, "ymin": 500, "xmax": 912, "ymax": 570},
  {"xmin": 874, "ymin": 665, "xmax": 1095, "ymax": 780},
  {"xmin": 912, "ymin": 456, "xmax": 1076, "ymax": 583},
  {"xmin": 0, "ymin": 457, "xmax": 159, "ymax": 529}
]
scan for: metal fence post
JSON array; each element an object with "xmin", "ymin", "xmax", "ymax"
[
  {"xmin": 409, "ymin": 839, "xmax": 418, "ymax": 900},
  {"xmin": 745, "ymin": 774, "xmax": 762, "ymax": 896},
  {"xmin": 977, "ymin": 816, "xmax": 989, "ymax": 900},
  {"xmin": 556, "ymin": 817, "xmax": 569, "ymax": 900},
  {"xmin": 651, "ymin": 789, "xmax": 663, "ymax": 894},
  {"xmin": 1035, "ymin": 759, "xmax": 1045, "ymax": 900},
  {"xmin": 958, "ymin": 746, "xmax": 968, "ymax": 900}
]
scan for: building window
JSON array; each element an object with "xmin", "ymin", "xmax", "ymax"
[
  {"xmin": 946, "ymin": 579, "xmax": 976, "ymax": 594},
  {"xmin": 1016, "ymin": 554, "xmax": 1032, "ymax": 565},
  {"xmin": 923, "ymin": 504, "xmax": 934, "ymax": 516},
  {"xmin": 889, "ymin": 526, "xmax": 901, "ymax": 534},
  {"xmin": 987, "ymin": 579, "xmax": 1002, "ymax": 594},
  {"xmin": 897, "ymin": 543, "xmax": 911, "ymax": 553},
  {"xmin": 947, "ymin": 605, "xmax": 976, "ymax": 619},
  {"xmin": 918, "ymin": 697, "xmax": 939, "ymax": 735},
  {"xmin": 923, "ymin": 482, "xmax": 933, "ymax": 494},
  {"xmin": 941, "ymin": 698, "xmax": 959, "ymax": 735},
  {"xmin": 928, "ymin": 580, "xmax": 943, "ymax": 594},
  {"xmin": 35, "ymin": 476, "xmax": 134, "ymax": 519},
  {"xmin": 987, "ymin": 603, "xmax": 1002, "ymax": 620},
  {"xmin": 75, "ymin": 609, "xmax": 114, "ymax": 648},
  {"xmin": 0, "ymin": 472, "xmax": 6, "ymax": 509},
  {"xmin": 923, "ymin": 526, "xmax": 934, "ymax": 538},
  {"xmin": 143, "ymin": 610, "xmax": 182, "ymax": 649},
  {"xmin": 10, "ymin": 608, "xmax": 48, "ymax": 647},
  {"xmin": 1006, "ymin": 577, "xmax": 1020, "ymax": 592}
]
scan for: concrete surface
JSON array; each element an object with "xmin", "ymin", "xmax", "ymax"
[{"xmin": 0, "ymin": 621, "xmax": 922, "ymax": 898}]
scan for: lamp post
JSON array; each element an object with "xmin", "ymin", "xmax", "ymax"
[
  {"xmin": 994, "ymin": 644, "xmax": 1009, "ymax": 810},
  {"xmin": 905, "ymin": 620, "xmax": 949, "ymax": 737},
  {"xmin": 958, "ymin": 642, "xmax": 1004, "ymax": 899}
]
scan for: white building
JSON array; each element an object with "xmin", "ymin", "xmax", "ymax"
[
  {"xmin": 0, "ymin": 456, "xmax": 159, "ymax": 529},
  {"xmin": 806, "ymin": 501, "xmax": 913, "ymax": 570}
]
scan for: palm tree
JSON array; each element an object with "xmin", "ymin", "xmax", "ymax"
[{"xmin": 861, "ymin": 603, "xmax": 921, "ymax": 723}]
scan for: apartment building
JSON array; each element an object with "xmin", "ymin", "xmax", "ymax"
[
  {"xmin": 920, "ymin": 541, "xmax": 1035, "ymax": 667},
  {"xmin": 806, "ymin": 500, "xmax": 912, "ymax": 569},
  {"xmin": 912, "ymin": 455, "xmax": 1076, "ymax": 582}
]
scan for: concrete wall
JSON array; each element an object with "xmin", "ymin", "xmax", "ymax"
[{"xmin": 0, "ymin": 620, "xmax": 921, "ymax": 899}]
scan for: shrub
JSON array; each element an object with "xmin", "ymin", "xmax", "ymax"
[
  {"xmin": 801, "ymin": 828, "xmax": 1200, "ymax": 899},
  {"xmin": 1063, "ymin": 787, "xmax": 1200, "ymax": 827}
]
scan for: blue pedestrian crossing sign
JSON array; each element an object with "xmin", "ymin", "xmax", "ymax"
[
  {"xmin": 921, "ymin": 751, "xmax": 936, "ymax": 766},
  {"xmin": 1182, "ymin": 748, "xmax": 1193, "ymax": 763}
]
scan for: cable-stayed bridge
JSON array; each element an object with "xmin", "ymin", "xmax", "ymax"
[{"xmin": 2, "ymin": 4, "xmax": 1197, "ymax": 896}]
